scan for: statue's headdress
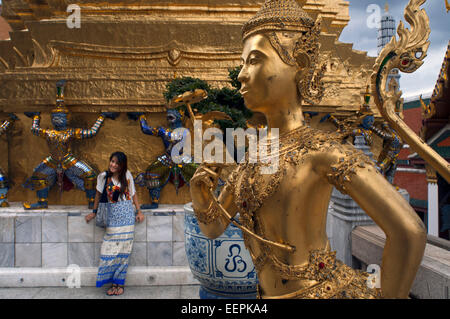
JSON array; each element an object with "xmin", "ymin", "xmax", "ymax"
[
  {"xmin": 242, "ymin": 0, "xmax": 325, "ymax": 104},
  {"xmin": 52, "ymin": 80, "xmax": 69, "ymax": 114},
  {"xmin": 359, "ymin": 86, "xmax": 373, "ymax": 114}
]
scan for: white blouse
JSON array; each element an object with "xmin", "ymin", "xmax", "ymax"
[{"xmin": 96, "ymin": 170, "xmax": 136, "ymax": 202}]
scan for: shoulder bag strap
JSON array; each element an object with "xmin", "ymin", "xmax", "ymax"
[{"xmin": 100, "ymin": 171, "xmax": 109, "ymax": 203}]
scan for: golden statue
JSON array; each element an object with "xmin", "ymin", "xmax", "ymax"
[{"xmin": 190, "ymin": 0, "xmax": 435, "ymax": 299}]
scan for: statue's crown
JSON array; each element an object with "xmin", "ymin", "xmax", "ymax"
[
  {"xmin": 52, "ymin": 80, "xmax": 69, "ymax": 114},
  {"xmin": 242, "ymin": 0, "xmax": 315, "ymax": 40}
]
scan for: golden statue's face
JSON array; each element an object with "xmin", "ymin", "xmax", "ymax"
[{"xmin": 238, "ymin": 34, "xmax": 298, "ymax": 113}]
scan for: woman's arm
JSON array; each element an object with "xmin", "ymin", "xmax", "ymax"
[
  {"xmin": 126, "ymin": 170, "xmax": 144, "ymax": 223},
  {"xmin": 132, "ymin": 193, "xmax": 144, "ymax": 223},
  {"xmin": 85, "ymin": 191, "xmax": 102, "ymax": 223}
]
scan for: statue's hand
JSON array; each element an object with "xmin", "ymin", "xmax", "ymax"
[
  {"xmin": 101, "ymin": 112, "xmax": 120, "ymax": 120},
  {"xmin": 24, "ymin": 112, "xmax": 40, "ymax": 118},
  {"xmin": 190, "ymin": 164, "xmax": 222, "ymax": 212},
  {"xmin": 7, "ymin": 113, "xmax": 18, "ymax": 121},
  {"xmin": 127, "ymin": 112, "xmax": 145, "ymax": 121}
]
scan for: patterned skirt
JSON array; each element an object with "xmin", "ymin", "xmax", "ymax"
[{"xmin": 96, "ymin": 200, "xmax": 135, "ymax": 287}]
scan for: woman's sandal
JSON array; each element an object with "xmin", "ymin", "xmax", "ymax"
[
  {"xmin": 114, "ymin": 285, "xmax": 124, "ymax": 296},
  {"xmin": 107, "ymin": 284, "xmax": 118, "ymax": 296}
]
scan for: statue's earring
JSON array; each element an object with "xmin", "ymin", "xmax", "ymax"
[
  {"xmin": 294, "ymin": 51, "xmax": 325, "ymax": 105},
  {"xmin": 297, "ymin": 62, "xmax": 326, "ymax": 105},
  {"xmin": 293, "ymin": 16, "xmax": 326, "ymax": 105}
]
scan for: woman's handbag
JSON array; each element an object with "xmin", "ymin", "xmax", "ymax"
[{"xmin": 95, "ymin": 173, "xmax": 110, "ymax": 228}]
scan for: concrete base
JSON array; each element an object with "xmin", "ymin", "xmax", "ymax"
[
  {"xmin": 352, "ymin": 225, "xmax": 450, "ymax": 299},
  {"xmin": 0, "ymin": 266, "xmax": 199, "ymax": 288},
  {"xmin": 0, "ymin": 203, "xmax": 199, "ymax": 288}
]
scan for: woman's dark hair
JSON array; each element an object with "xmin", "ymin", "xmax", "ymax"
[{"xmin": 106, "ymin": 151, "xmax": 128, "ymax": 200}]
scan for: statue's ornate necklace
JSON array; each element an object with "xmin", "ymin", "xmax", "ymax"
[
  {"xmin": 231, "ymin": 125, "xmax": 338, "ymax": 225},
  {"xmin": 228, "ymin": 125, "xmax": 373, "ymax": 278}
]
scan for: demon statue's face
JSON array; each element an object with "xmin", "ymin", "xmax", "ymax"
[
  {"xmin": 360, "ymin": 115, "xmax": 375, "ymax": 130},
  {"xmin": 167, "ymin": 109, "xmax": 183, "ymax": 129},
  {"xmin": 51, "ymin": 112, "xmax": 68, "ymax": 130}
]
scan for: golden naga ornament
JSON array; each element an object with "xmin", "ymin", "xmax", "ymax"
[
  {"xmin": 191, "ymin": 0, "xmax": 427, "ymax": 299},
  {"xmin": 371, "ymin": 0, "xmax": 450, "ymax": 183}
]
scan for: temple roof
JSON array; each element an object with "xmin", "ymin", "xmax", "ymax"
[
  {"xmin": 422, "ymin": 42, "xmax": 450, "ymax": 142},
  {"xmin": 409, "ymin": 43, "xmax": 450, "ymax": 162}
]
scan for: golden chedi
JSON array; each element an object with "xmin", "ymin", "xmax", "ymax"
[
  {"xmin": 1, "ymin": 0, "xmax": 378, "ymax": 206},
  {"xmin": 190, "ymin": 0, "xmax": 427, "ymax": 299}
]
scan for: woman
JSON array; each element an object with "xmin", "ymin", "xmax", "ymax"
[
  {"xmin": 190, "ymin": 0, "xmax": 426, "ymax": 299},
  {"xmin": 85, "ymin": 151, "xmax": 145, "ymax": 296}
]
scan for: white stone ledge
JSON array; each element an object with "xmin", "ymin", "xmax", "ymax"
[
  {"xmin": 0, "ymin": 202, "xmax": 185, "ymax": 217},
  {"xmin": 0, "ymin": 266, "xmax": 199, "ymax": 288},
  {"xmin": 352, "ymin": 225, "xmax": 450, "ymax": 299}
]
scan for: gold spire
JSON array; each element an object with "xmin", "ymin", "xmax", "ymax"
[
  {"xmin": 385, "ymin": 2, "xmax": 389, "ymax": 13},
  {"xmin": 446, "ymin": 0, "xmax": 450, "ymax": 12}
]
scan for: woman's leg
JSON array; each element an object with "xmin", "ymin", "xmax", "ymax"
[{"xmin": 96, "ymin": 201, "xmax": 135, "ymax": 292}]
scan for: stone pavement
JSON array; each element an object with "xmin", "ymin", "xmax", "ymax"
[{"xmin": 0, "ymin": 284, "xmax": 200, "ymax": 299}]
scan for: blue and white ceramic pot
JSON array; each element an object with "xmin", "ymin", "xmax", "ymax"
[{"xmin": 184, "ymin": 202, "xmax": 257, "ymax": 299}]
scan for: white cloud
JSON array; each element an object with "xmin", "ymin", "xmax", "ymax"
[
  {"xmin": 401, "ymin": 44, "xmax": 448, "ymax": 98},
  {"xmin": 338, "ymin": 1, "xmax": 449, "ymax": 99}
]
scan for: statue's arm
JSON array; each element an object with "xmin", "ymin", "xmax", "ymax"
[
  {"xmin": 30, "ymin": 114, "xmax": 46, "ymax": 138},
  {"xmin": 139, "ymin": 115, "xmax": 174, "ymax": 143},
  {"xmin": 139, "ymin": 115, "xmax": 158, "ymax": 136},
  {"xmin": 74, "ymin": 114, "xmax": 105, "ymax": 139},
  {"xmin": 345, "ymin": 168, "xmax": 426, "ymax": 298},
  {"xmin": 321, "ymin": 147, "xmax": 426, "ymax": 298},
  {"xmin": 0, "ymin": 120, "xmax": 11, "ymax": 136}
]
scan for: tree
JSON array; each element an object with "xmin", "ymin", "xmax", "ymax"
[{"xmin": 163, "ymin": 66, "xmax": 252, "ymax": 132}]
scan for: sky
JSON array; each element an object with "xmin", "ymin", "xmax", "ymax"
[{"xmin": 339, "ymin": 0, "xmax": 450, "ymax": 100}]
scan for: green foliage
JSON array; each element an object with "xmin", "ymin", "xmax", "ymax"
[
  {"xmin": 228, "ymin": 65, "xmax": 242, "ymax": 90},
  {"xmin": 163, "ymin": 77, "xmax": 211, "ymax": 102},
  {"xmin": 163, "ymin": 68, "xmax": 252, "ymax": 132}
]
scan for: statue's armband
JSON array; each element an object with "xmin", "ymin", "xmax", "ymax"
[{"xmin": 326, "ymin": 148, "xmax": 376, "ymax": 194}]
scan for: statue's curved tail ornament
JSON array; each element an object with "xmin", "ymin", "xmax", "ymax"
[{"xmin": 371, "ymin": 0, "xmax": 450, "ymax": 183}]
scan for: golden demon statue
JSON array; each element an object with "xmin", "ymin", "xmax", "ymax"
[
  {"xmin": 23, "ymin": 80, "xmax": 118, "ymax": 210},
  {"xmin": 190, "ymin": 0, "xmax": 447, "ymax": 299}
]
